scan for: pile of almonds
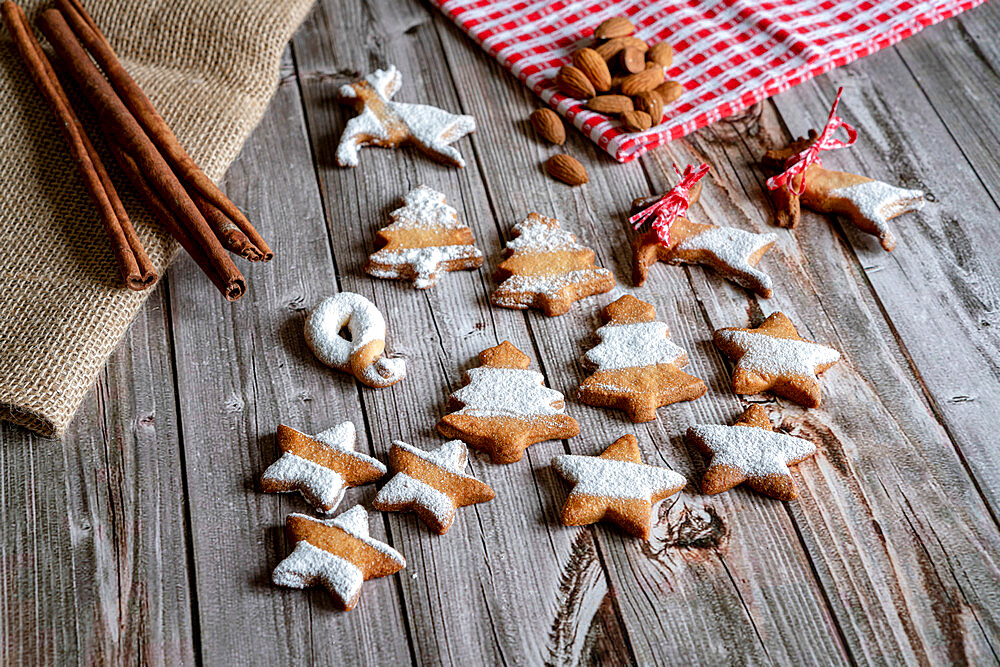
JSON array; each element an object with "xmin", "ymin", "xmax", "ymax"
[{"xmin": 531, "ymin": 16, "xmax": 683, "ymax": 186}]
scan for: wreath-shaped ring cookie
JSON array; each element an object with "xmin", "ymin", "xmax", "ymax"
[{"xmin": 305, "ymin": 292, "xmax": 406, "ymax": 388}]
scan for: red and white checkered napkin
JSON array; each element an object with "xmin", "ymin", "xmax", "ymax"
[{"xmin": 430, "ymin": 0, "xmax": 983, "ymax": 163}]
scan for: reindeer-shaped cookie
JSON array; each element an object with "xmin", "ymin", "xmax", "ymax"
[
  {"xmin": 337, "ymin": 65, "xmax": 476, "ymax": 168},
  {"xmin": 763, "ymin": 129, "xmax": 924, "ymax": 251}
]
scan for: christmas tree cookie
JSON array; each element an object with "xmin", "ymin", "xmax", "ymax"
[
  {"xmin": 579, "ymin": 295, "xmax": 706, "ymax": 422},
  {"xmin": 492, "ymin": 213, "xmax": 615, "ymax": 316},
  {"xmin": 437, "ymin": 341, "xmax": 580, "ymax": 464},
  {"xmin": 365, "ymin": 185, "xmax": 484, "ymax": 289}
]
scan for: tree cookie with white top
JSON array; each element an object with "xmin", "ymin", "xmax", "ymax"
[
  {"xmin": 365, "ymin": 185, "xmax": 483, "ymax": 289},
  {"xmin": 579, "ymin": 295, "xmax": 706, "ymax": 422},
  {"xmin": 685, "ymin": 404, "xmax": 817, "ymax": 500},
  {"xmin": 713, "ymin": 312, "xmax": 840, "ymax": 408},
  {"xmin": 373, "ymin": 440, "xmax": 494, "ymax": 534},
  {"xmin": 437, "ymin": 341, "xmax": 580, "ymax": 464},
  {"xmin": 552, "ymin": 434, "xmax": 686, "ymax": 540}
]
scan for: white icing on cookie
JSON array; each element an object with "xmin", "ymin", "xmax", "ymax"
[
  {"xmin": 493, "ymin": 269, "xmax": 613, "ymax": 305},
  {"xmin": 584, "ymin": 321, "xmax": 685, "ymax": 371},
  {"xmin": 552, "ymin": 454, "xmax": 686, "ymax": 501},
  {"xmin": 450, "ymin": 367, "xmax": 566, "ymax": 418},
  {"xmin": 829, "ymin": 180, "xmax": 925, "ymax": 240},
  {"xmin": 676, "ymin": 227, "xmax": 777, "ymax": 293},
  {"xmin": 714, "ymin": 329, "xmax": 840, "ymax": 379},
  {"xmin": 374, "ymin": 440, "xmax": 472, "ymax": 527},
  {"xmin": 687, "ymin": 424, "xmax": 815, "ymax": 478}
]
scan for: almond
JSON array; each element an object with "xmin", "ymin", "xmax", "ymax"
[
  {"xmin": 594, "ymin": 16, "xmax": 635, "ymax": 39},
  {"xmin": 546, "ymin": 154, "xmax": 588, "ymax": 186},
  {"xmin": 595, "ymin": 36, "xmax": 648, "ymax": 61},
  {"xmin": 633, "ymin": 91, "xmax": 664, "ymax": 125},
  {"xmin": 621, "ymin": 110, "xmax": 652, "ymax": 132},
  {"xmin": 656, "ymin": 80, "xmax": 683, "ymax": 104},
  {"xmin": 620, "ymin": 65, "xmax": 664, "ymax": 95},
  {"xmin": 647, "ymin": 42, "xmax": 673, "ymax": 68},
  {"xmin": 610, "ymin": 74, "xmax": 627, "ymax": 91},
  {"xmin": 586, "ymin": 94, "xmax": 634, "ymax": 114},
  {"xmin": 619, "ymin": 47, "xmax": 645, "ymax": 74},
  {"xmin": 530, "ymin": 108, "xmax": 565, "ymax": 145},
  {"xmin": 572, "ymin": 48, "xmax": 611, "ymax": 92},
  {"xmin": 555, "ymin": 65, "xmax": 596, "ymax": 99}
]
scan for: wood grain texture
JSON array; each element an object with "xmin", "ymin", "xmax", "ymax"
[{"xmin": 4, "ymin": 0, "xmax": 1000, "ymax": 665}]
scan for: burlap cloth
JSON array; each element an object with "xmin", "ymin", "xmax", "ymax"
[{"xmin": 0, "ymin": 0, "xmax": 314, "ymax": 437}]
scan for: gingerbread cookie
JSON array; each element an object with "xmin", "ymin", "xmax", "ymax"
[
  {"xmin": 437, "ymin": 341, "xmax": 580, "ymax": 464},
  {"xmin": 260, "ymin": 423, "xmax": 385, "ymax": 513},
  {"xmin": 272, "ymin": 506, "xmax": 405, "ymax": 611},
  {"xmin": 373, "ymin": 440, "xmax": 494, "ymax": 534},
  {"xmin": 686, "ymin": 404, "xmax": 816, "ymax": 500},
  {"xmin": 763, "ymin": 89, "xmax": 924, "ymax": 251},
  {"xmin": 579, "ymin": 295, "xmax": 706, "ymax": 422},
  {"xmin": 713, "ymin": 312, "xmax": 840, "ymax": 408},
  {"xmin": 337, "ymin": 65, "xmax": 476, "ymax": 168},
  {"xmin": 492, "ymin": 213, "xmax": 615, "ymax": 316},
  {"xmin": 364, "ymin": 185, "xmax": 484, "ymax": 289},
  {"xmin": 631, "ymin": 180, "xmax": 778, "ymax": 297},
  {"xmin": 305, "ymin": 292, "xmax": 406, "ymax": 388},
  {"xmin": 552, "ymin": 434, "xmax": 686, "ymax": 539}
]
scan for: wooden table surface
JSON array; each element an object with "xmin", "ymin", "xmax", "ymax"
[{"xmin": 4, "ymin": 0, "xmax": 1000, "ymax": 664}]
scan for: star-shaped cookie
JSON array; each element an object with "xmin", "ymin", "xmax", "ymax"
[
  {"xmin": 579, "ymin": 295, "xmax": 706, "ymax": 422},
  {"xmin": 260, "ymin": 423, "xmax": 386, "ymax": 513},
  {"xmin": 272, "ymin": 506, "xmax": 405, "ymax": 611},
  {"xmin": 631, "ymin": 187, "xmax": 778, "ymax": 297},
  {"xmin": 552, "ymin": 434, "xmax": 686, "ymax": 539},
  {"xmin": 685, "ymin": 404, "xmax": 816, "ymax": 500},
  {"xmin": 337, "ymin": 65, "xmax": 476, "ymax": 168},
  {"xmin": 373, "ymin": 440, "xmax": 495, "ymax": 534},
  {"xmin": 713, "ymin": 312, "xmax": 840, "ymax": 408}
]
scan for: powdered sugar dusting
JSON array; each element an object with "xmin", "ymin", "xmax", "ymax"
[
  {"xmin": 272, "ymin": 540, "xmax": 364, "ymax": 602},
  {"xmin": 451, "ymin": 367, "xmax": 566, "ymax": 417},
  {"xmin": 494, "ymin": 269, "xmax": 612, "ymax": 303},
  {"xmin": 829, "ymin": 180, "xmax": 924, "ymax": 238},
  {"xmin": 585, "ymin": 321, "xmax": 685, "ymax": 371},
  {"xmin": 368, "ymin": 245, "xmax": 483, "ymax": 288},
  {"xmin": 261, "ymin": 453, "xmax": 347, "ymax": 513},
  {"xmin": 552, "ymin": 454, "xmax": 685, "ymax": 501},
  {"xmin": 676, "ymin": 226, "xmax": 776, "ymax": 293},
  {"xmin": 688, "ymin": 424, "xmax": 815, "ymax": 477},
  {"xmin": 716, "ymin": 329, "xmax": 840, "ymax": 378},
  {"xmin": 507, "ymin": 214, "xmax": 586, "ymax": 253}
]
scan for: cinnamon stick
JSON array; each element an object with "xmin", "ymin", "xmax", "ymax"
[
  {"xmin": 1, "ymin": 0, "xmax": 156, "ymax": 290},
  {"xmin": 190, "ymin": 191, "xmax": 264, "ymax": 262},
  {"xmin": 55, "ymin": 0, "xmax": 273, "ymax": 262},
  {"xmin": 37, "ymin": 7, "xmax": 246, "ymax": 301}
]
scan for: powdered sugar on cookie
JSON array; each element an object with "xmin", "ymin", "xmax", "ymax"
[
  {"xmin": 828, "ymin": 180, "xmax": 924, "ymax": 245},
  {"xmin": 714, "ymin": 329, "xmax": 840, "ymax": 378},
  {"xmin": 675, "ymin": 226, "xmax": 777, "ymax": 294},
  {"xmin": 688, "ymin": 424, "xmax": 815, "ymax": 478},
  {"xmin": 553, "ymin": 453, "xmax": 685, "ymax": 501},
  {"xmin": 586, "ymin": 321, "xmax": 685, "ymax": 371}
]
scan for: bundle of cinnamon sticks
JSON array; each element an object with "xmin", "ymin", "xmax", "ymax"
[{"xmin": 1, "ymin": 0, "xmax": 271, "ymax": 300}]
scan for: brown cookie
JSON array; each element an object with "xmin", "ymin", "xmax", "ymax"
[
  {"xmin": 492, "ymin": 213, "xmax": 615, "ymax": 316},
  {"xmin": 579, "ymin": 295, "xmax": 706, "ymax": 422},
  {"xmin": 552, "ymin": 434, "xmax": 686, "ymax": 539},
  {"xmin": 437, "ymin": 341, "xmax": 580, "ymax": 464},
  {"xmin": 713, "ymin": 312, "xmax": 840, "ymax": 408},
  {"xmin": 272, "ymin": 506, "xmax": 405, "ymax": 611},
  {"xmin": 372, "ymin": 440, "xmax": 494, "ymax": 534},
  {"xmin": 685, "ymin": 404, "xmax": 817, "ymax": 500}
]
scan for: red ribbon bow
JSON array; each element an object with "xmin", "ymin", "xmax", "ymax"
[
  {"xmin": 630, "ymin": 163, "xmax": 709, "ymax": 247},
  {"xmin": 766, "ymin": 87, "xmax": 858, "ymax": 196}
]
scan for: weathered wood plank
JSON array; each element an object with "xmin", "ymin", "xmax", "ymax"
[
  {"xmin": 165, "ymin": 50, "xmax": 413, "ymax": 665},
  {"xmin": 0, "ymin": 284, "xmax": 195, "ymax": 666},
  {"xmin": 292, "ymin": 1, "xmax": 632, "ymax": 664}
]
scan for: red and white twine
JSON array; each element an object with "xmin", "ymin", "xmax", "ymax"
[{"xmin": 630, "ymin": 163, "xmax": 709, "ymax": 247}]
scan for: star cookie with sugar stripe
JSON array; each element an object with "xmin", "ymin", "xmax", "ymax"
[
  {"xmin": 272, "ymin": 506, "xmax": 405, "ymax": 611},
  {"xmin": 713, "ymin": 312, "xmax": 841, "ymax": 408},
  {"xmin": 552, "ymin": 434, "xmax": 686, "ymax": 540},
  {"xmin": 373, "ymin": 440, "xmax": 494, "ymax": 534},
  {"xmin": 686, "ymin": 404, "xmax": 817, "ymax": 500},
  {"xmin": 260, "ymin": 423, "xmax": 386, "ymax": 513}
]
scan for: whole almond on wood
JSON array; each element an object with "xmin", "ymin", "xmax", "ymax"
[
  {"xmin": 530, "ymin": 108, "xmax": 565, "ymax": 145},
  {"xmin": 633, "ymin": 91, "xmax": 664, "ymax": 125},
  {"xmin": 656, "ymin": 80, "xmax": 683, "ymax": 104},
  {"xmin": 596, "ymin": 36, "xmax": 648, "ymax": 61},
  {"xmin": 572, "ymin": 48, "xmax": 611, "ymax": 92},
  {"xmin": 621, "ymin": 110, "xmax": 652, "ymax": 132},
  {"xmin": 620, "ymin": 47, "xmax": 645, "ymax": 74},
  {"xmin": 546, "ymin": 154, "xmax": 588, "ymax": 186},
  {"xmin": 556, "ymin": 65, "xmax": 596, "ymax": 99},
  {"xmin": 586, "ymin": 94, "xmax": 634, "ymax": 114},
  {"xmin": 647, "ymin": 42, "xmax": 673, "ymax": 68},
  {"xmin": 594, "ymin": 17, "xmax": 634, "ymax": 39},
  {"xmin": 621, "ymin": 66, "xmax": 664, "ymax": 95}
]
